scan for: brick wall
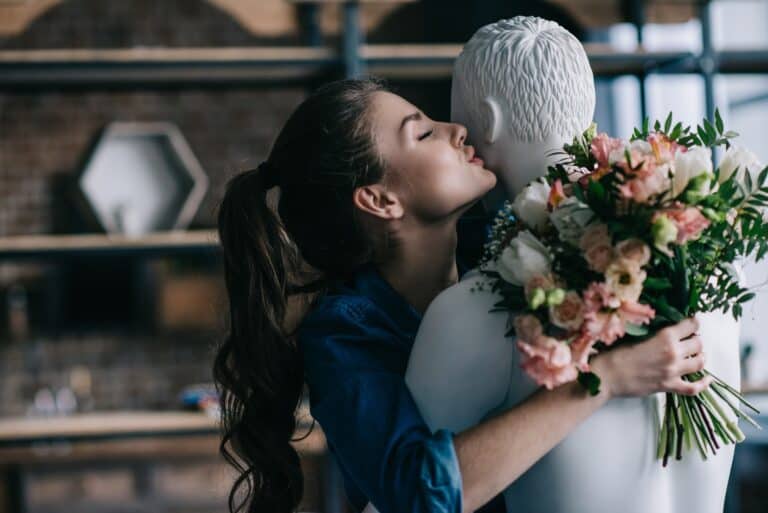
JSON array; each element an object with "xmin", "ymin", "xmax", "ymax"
[{"xmin": 0, "ymin": 0, "xmax": 309, "ymax": 416}]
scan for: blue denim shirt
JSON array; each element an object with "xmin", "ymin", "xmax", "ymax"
[{"xmin": 298, "ymin": 264, "xmax": 506, "ymax": 513}]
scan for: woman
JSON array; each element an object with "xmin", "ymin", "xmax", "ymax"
[{"xmin": 213, "ymin": 79, "xmax": 710, "ymax": 513}]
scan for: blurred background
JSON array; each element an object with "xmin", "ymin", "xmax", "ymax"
[{"xmin": 0, "ymin": 0, "xmax": 767, "ymax": 512}]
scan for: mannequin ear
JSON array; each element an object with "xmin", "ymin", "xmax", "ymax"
[
  {"xmin": 481, "ymin": 96, "xmax": 503, "ymax": 144},
  {"xmin": 353, "ymin": 184, "xmax": 404, "ymax": 221}
]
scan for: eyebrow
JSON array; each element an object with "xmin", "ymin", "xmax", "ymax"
[{"xmin": 400, "ymin": 111, "xmax": 422, "ymax": 132}]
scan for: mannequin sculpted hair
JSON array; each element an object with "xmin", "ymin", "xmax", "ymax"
[{"xmin": 451, "ymin": 16, "xmax": 596, "ymax": 196}]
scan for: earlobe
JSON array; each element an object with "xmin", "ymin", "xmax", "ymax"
[
  {"xmin": 481, "ymin": 96, "xmax": 502, "ymax": 144},
  {"xmin": 353, "ymin": 185, "xmax": 404, "ymax": 221}
]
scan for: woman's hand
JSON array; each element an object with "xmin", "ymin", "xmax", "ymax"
[{"xmin": 590, "ymin": 317, "xmax": 712, "ymax": 398}]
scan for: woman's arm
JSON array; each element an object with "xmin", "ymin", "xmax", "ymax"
[
  {"xmin": 300, "ymin": 299, "xmax": 467, "ymax": 513},
  {"xmin": 454, "ymin": 318, "xmax": 710, "ymax": 513}
]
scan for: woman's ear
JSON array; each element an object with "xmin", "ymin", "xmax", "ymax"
[
  {"xmin": 481, "ymin": 96, "xmax": 503, "ymax": 144},
  {"xmin": 353, "ymin": 184, "xmax": 404, "ymax": 221}
]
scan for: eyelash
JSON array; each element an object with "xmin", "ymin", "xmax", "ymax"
[{"xmin": 418, "ymin": 129, "xmax": 433, "ymax": 141}]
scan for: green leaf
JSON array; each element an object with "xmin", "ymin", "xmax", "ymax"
[
  {"xmin": 704, "ymin": 119, "xmax": 717, "ymax": 141},
  {"xmin": 738, "ymin": 292, "xmax": 756, "ymax": 304},
  {"xmin": 665, "ymin": 112, "xmax": 673, "ymax": 133},
  {"xmin": 644, "ymin": 277, "xmax": 673, "ymax": 290},
  {"xmin": 578, "ymin": 371, "xmax": 602, "ymax": 396},
  {"xmin": 625, "ymin": 323, "xmax": 650, "ymax": 336},
  {"xmin": 670, "ymin": 122, "xmax": 683, "ymax": 141},
  {"xmin": 713, "ymin": 110, "xmax": 722, "ymax": 134},
  {"xmin": 697, "ymin": 125, "xmax": 708, "ymax": 145},
  {"xmin": 759, "ymin": 166, "xmax": 768, "ymax": 188}
]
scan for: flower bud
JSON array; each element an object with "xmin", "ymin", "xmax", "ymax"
[
  {"xmin": 529, "ymin": 287, "xmax": 547, "ymax": 310},
  {"xmin": 546, "ymin": 288, "xmax": 566, "ymax": 307},
  {"xmin": 651, "ymin": 215, "xmax": 679, "ymax": 255}
]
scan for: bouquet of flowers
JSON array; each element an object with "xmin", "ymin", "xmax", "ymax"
[{"xmin": 480, "ymin": 111, "xmax": 764, "ymax": 464}]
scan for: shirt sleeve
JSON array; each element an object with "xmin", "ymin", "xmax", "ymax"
[{"xmin": 299, "ymin": 299, "xmax": 464, "ymax": 513}]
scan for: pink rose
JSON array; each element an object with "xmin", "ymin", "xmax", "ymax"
[
  {"xmin": 513, "ymin": 314, "xmax": 543, "ymax": 342},
  {"xmin": 615, "ymin": 238, "xmax": 651, "ymax": 267},
  {"xmin": 579, "ymin": 224, "xmax": 614, "ymax": 273},
  {"xmin": 549, "ymin": 291, "xmax": 585, "ymax": 331},
  {"xmin": 518, "ymin": 336, "xmax": 579, "ymax": 390},
  {"xmin": 664, "ymin": 206, "xmax": 710, "ymax": 244}
]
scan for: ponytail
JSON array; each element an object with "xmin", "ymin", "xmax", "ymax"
[
  {"xmin": 214, "ymin": 167, "xmax": 304, "ymax": 512},
  {"xmin": 214, "ymin": 78, "xmax": 388, "ymax": 513}
]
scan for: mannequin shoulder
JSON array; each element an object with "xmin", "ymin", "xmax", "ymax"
[
  {"xmin": 412, "ymin": 270, "xmax": 510, "ymax": 355},
  {"xmin": 424, "ymin": 270, "xmax": 502, "ymax": 318}
]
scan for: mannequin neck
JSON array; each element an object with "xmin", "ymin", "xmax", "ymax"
[{"xmin": 487, "ymin": 135, "xmax": 569, "ymax": 200}]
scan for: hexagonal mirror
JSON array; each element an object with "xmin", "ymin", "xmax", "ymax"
[{"xmin": 78, "ymin": 122, "xmax": 209, "ymax": 236}]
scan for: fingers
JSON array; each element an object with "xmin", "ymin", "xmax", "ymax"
[
  {"xmin": 676, "ymin": 351, "xmax": 707, "ymax": 375},
  {"xmin": 677, "ymin": 335, "xmax": 704, "ymax": 359},
  {"xmin": 665, "ymin": 375, "xmax": 714, "ymax": 396},
  {"xmin": 664, "ymin": 317, "xmax": 700, "ymax": 341}
]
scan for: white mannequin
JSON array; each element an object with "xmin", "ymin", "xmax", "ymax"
[{"xmin": 366, "ymin": 17, "xmax": 739, "ymax": 513}]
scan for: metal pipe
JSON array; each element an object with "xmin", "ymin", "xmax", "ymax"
[
  {"xmin": 342, "ymin": 1, "xmax": 364, "ymax": 78},
  {"xmin": 700, "ymin": 0, "xmax": 717, "ymax": 123}
]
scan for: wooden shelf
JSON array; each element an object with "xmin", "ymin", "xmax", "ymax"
[
  {"xmin": 0, "ymin": 47, "xmax": 338, "ymax": 89},
  {"xmin": 0, "ymin": 410, "xmax": 325, "ymax": 456},
  {"xmin": 2, "ymin": 44, "xmax": 766, "ymax": 88},
  {"xmin": 0, "ymin": 411, "xmax": 217, "ymax": 447},
  {"xmin": 0, "ymin": 230, "xmax": 220, "ymax": 260}
]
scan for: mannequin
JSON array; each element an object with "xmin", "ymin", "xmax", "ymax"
[{"xmin": 402, "ymin": 17, "xmax": 739, "ymax": 513}]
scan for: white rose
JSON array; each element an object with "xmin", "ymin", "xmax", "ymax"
[
  {"xmin": 512, "ymin": 179, "xmax": 551, "ymax": 232},
  {"xmin": 496, "ymin": 230, "xmax": 552, "ymax": 286},
  {"xmin": 718, "ymin": 145, "xmax": 763, "ymax": 183},
  {"xmin": 672, "ymin": 146, "xmax": 712, "ymax": 197},
  {"xmin": 549, "ymin": 197, "xmax": 595, "ymax": 246}
]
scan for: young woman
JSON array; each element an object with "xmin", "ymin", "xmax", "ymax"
[{"xmin": 213, "ymin": 79, "xmax": 711, "ymax": 513}]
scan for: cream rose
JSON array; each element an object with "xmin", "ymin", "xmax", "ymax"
[
  {"xmin": 615, "ymin": 238, "xmax": 651, "ymax": 267},
  {"xmin": 579, "ymin": 223, "xmax": 614, "ymax": 273},
  {"xmin": 548, "ymin": 291, "xmax": 585, "ymax": 331},
  {"xmin": 511, "ymin": 179, "xmax": 551, "ymax": 232},
  {"xmin": 496, "ymin": 231, "xmax": 552, "ymax": 286},
  {"xmin": 513, "ymin": 314, "xmax": 543, "ymax": 342}
]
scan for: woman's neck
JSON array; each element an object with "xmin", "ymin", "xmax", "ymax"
[{"xmin": 377, "ymin": 219, "xmax": 459, "ymax": 314}]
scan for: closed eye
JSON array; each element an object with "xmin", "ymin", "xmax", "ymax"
[{"xmin": 418, "ymin": 129, "xmax": 433, "ymax": 141}]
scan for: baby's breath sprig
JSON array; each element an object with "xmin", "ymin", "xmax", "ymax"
[{"xmin": 479, "ymin": 201, "xmax": 519, "ymax": 269}]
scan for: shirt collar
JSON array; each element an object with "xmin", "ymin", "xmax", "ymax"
[{"xmin": 351, "ymin": 263, "xmax": 422, "ymax": 341}]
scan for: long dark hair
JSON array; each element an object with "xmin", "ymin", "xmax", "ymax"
[{"xmin": 213, "ymin": 79, "xmax": 388, "ymax": 513}]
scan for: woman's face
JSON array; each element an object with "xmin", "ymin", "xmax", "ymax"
[{"xmin": 370, "ymin": 91, "xmax": 497, "ymax": 222}]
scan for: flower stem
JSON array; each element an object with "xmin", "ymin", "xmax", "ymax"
[
  {"xmin": 682, "ymin": 396, "xmax": 708, "ymax": 460},
  {"xmin": 671, "ymin": 394, "xmax": 684, "ymax": 460},
  {"xmin": 696, "ymin": 398, "xmax": 720, "ymax": 451}
]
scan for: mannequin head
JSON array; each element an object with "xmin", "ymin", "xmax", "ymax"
[{"xmin": 451, "ymin": 17, "xmax": 596, "ymax": 198}]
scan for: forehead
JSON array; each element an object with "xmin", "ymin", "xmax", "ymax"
[{"xmin": 369, "ymin": 91, "xmax": 419, "ymax": 135}]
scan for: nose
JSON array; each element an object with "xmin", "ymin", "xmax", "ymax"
[{"xmin": 451, "ymin": 123, "xmax": 467, "ymax": 148}]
